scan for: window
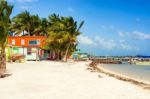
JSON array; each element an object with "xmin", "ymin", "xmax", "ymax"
[
  {"xmin": 27, "ymin": 48, "xmax": 32, "ymax": 55},
  {"xmin": 29, "ymin": 40, "xmax": 37, "ymax": 45},
  {"xmin": 29, "ymin": 40, "xmax": 40, "ymax": 45},
  {"xmin": 12, "ymin": 39, "xmax": 15, "ymax": 45},
  {"xmin": 21, "ymin": 39, "xmax": 25, "ymax": 45},
  {"xmin": 37, "ymin": 40, "xmax": 40, "ymax": 45},
  {"xmin": 13, "ymin": 47, "xmax": 19, "ymax": 54}
]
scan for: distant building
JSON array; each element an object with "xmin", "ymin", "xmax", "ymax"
[{"xmin": 71, "ymin": 50, "xmax": 89, "ymax": 60}]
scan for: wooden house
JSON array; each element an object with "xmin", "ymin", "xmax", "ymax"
[{"xmin": 7, "ymin": 36, "xmax": 47, "ymax": 61}]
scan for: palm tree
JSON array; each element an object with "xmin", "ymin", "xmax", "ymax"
[
  {"xmin": 45, "ymin": 14, "xmax": 67, "ymax": 60},
  {"xmin": 61, "ymin": 17, "xmax": 84, "ymax": 62},
  {"xmin": 11, "ymin": 11, "xmax": 33, "ymax": 36},
  {"xmin": 45, "ymin": 14, "xmax": 84, "ymax": 61},
  {"xmin": 0, "ymin": 0, "xmax": 13, "ymax": 75},
  {"xmin": 11, "ymin": 11, "xmax": 48, "ymax": 36},
  {"xmin": 30, "ymin": 15, "xmax": 41, "ymax": 36},
  {"xmin": 33, "ymin": 18, "xmax": 49, "ymax": 36}
]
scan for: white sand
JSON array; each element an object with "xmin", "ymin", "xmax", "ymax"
[{"xmin": 0, "ymin": 61, "xmax": 150, "ymax": 99}]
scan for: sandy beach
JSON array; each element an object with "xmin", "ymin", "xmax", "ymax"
[{"xmin": 0, "ymin": 61, "xmax": 150, "ymax": 99}]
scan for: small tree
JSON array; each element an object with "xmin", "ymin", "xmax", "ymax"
[{"xmin": 0, "ymin": 0, "xmax": 13, "ymax": 75}]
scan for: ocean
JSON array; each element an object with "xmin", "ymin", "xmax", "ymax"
[{"xmin": 100, "ymin": 64, "xmax": 150, "ymax": 83}]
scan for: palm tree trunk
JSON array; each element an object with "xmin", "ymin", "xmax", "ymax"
[
  {"xmin": 59, "ymin": 50, "xmax": 62, "ymax": 60},
  {"xmin": 56, "ymin": 50, "xmax": 59, "ymax": 61},
  {"xmin": 56, "ymin": 50, "xmax": 60, "ymax": 60},
  {"xmin": 0, "ymin": 45, "xmax": 6, "ymax": 74},
  {"xmin": 52, "ymin": 50, "xmax": 55, "ymax": 60},
  {"xmin": 28, "ymin": 28, "xmax": 30, "ymax": 36},
  {"xmin": 64, "ymin": 43, "xmax": 71, "ymax": 62}
]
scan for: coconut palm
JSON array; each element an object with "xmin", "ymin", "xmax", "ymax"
[
  {"xmin": 44, "ymin": 14, "xmax": 66, "ymax": 60},
  {"xmin": 61, "ymin": 16, "xmax": 84, "ymax": 61},
  {"xmin": 10, "ymin": 11, "xmax": 33, "ymax": 36},
  {"xmin": 0, "ymin": 0, "xmax": 13, "ymax": 75},
  {"xmin": 11, "ymin": 11, "xmax": 48, "ymax": 36},
  {"xmin": 45, "ymin": 14, "xmax": 84, "ymax": 61},
  {"xmin": 30, "ymin": 15, "xmax": 42, "ymax": 36},
  {"xmin": 33, "ymin": 18, "xmax": 49, "ymax": 36}
]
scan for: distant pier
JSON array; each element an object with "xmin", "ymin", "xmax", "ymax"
[{"xmin": 89, "ymin": 56, "xmax": 150, "ymax": 64}]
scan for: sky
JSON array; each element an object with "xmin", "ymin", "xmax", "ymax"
[{"xmin": 8, "ymin": 0, "xmax": 150, "ymax": 56}]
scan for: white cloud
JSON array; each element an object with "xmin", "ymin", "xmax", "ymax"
[
  {"xmin": 78, "ymin": 35, "xmax": 139, "ymax": 51},
  {"xmin": 16, "ymin": 5, "xmax": 32, "ymax": 10},
  {"xmin": 8, "ymin": 0, "xmax": 38, "ymax": 10},
  {"xmin": 118, "ymin": 30, "xmax": 150, "ymax": 40},
  {"xmin": 95, "ymin": 37, "xmax": 117, "ymax": 50},
  {"xmin": 67, "ymin": 7, "xmax": 74, "ymax": 12},
  {"xmin": 120, "ymin": 43, "xmax": 138, "ymax": 51},
  {"xmin": 119, "ymin": 39, "xmax": 125, "ymax": 43},
  {"xmin": 118, "ymin": 31, "xmax": 125, "ymax": 37},
  {"xmin": 132, "ymin": 31, "xmax": 150, "ymax": 40},
  {"xmin": 78, "ymin": 35, "xmax": 96, "ymax": 45}
]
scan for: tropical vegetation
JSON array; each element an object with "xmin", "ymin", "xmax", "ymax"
[
  {"xmin": 45, "ymin": 14, "xmax": 84, "ymax": 61},
  {"xmin": 11, "ymin": 12, "xmax": 84, "ymax": 61}
]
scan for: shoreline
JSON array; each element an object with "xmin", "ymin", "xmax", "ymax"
[{"xmin": 89, "ymin": 62, "xmax": 150, "ymax": 91}]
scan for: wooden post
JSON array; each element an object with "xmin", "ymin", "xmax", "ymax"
[
  {"xmin": 36, "ymin": 48, "xmax": 38, "ymax": 61},
  {"xmin": 23, "ymin": 47, "xmax": 24, "ymax": 55}
]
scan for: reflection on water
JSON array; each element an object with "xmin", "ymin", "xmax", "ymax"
[{"xmin": 100, "ymin": 64, "xmax": 150, "ymax": 83}]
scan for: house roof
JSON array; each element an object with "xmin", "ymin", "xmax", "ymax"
[{"xmin": 8, "ymin": 36, "xmax": 47, "ymax": 48}]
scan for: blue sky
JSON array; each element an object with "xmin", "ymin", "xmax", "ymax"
[{"xmin": 8, "ymin": 0, "xmax": 150, "ymax": 56}]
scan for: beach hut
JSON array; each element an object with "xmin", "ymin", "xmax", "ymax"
[
  {"xmin": 72, "ymin": 50, "xmax": 89, "ymax": 60},
  {"xmin": 7, "ymin": 36, "xmax": 47, "ymax": 61}
]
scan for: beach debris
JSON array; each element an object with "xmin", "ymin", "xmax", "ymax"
[
  {"xmin": 0, "ymin": 73, "xmax": 12, "ymax": 78},
  {"xmin": 98, "ymin": 75, "xmax": 103, "ymax": 78},
  {"xmin": 144, "ymin": 87, "xmax": 150, "ymax": 90}
]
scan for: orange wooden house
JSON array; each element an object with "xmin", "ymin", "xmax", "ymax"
[{"xmin": 8, "ymin": 36, "xmax": 47, "ymax": 60}]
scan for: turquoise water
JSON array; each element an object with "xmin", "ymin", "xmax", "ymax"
[{"xmin": 100, "ymin": 64, "xmax": 150, "ymax": 83}]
